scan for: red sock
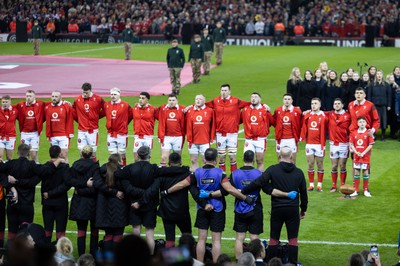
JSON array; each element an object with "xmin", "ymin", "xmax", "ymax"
[
  {"xmin": 317, "ymin": 170, "xmax": 324, "ymax": 183},
  {"xmin": 92, "ymin": 157, "xmax": 97, "ymax": 162},
  {"xmin": 230, "ymin": 161, "xmax": 237, "ymax": 172},
  {"xmin": 340, "ymin": 171, "xmax": 347, "ymax": 185},
  {"xmin": 165, "ymin": 240, "xmax": 175, "ymax": 248},
  {"xmin": 363, "ymin": 179, "xmax": 369, "ymax": 191},
  {"xmin": 331, "ymin": 171, "xmax": 338, "ymax": 188},
  {"xmin": 123, "ymin": 158, "xmax": 126, "ymax": 166},
  {"xmin": 219, "ymin": 163, "xmax": 226, "ymax": 171},
  {"xmin": 308, "ymin": 170, "xmax": 314, "ymax": 183},
  {"xmin": 56, "ymin": 232, "xmax": 65, "ymax": 239},
  {"xmin": 354, "ymin": 179, "xmax": 360, "ymax": 192}
]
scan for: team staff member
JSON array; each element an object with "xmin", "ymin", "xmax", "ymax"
[
  {"xmin": 241, "ymin": 92, "xmax": 274, "ymax": 171},
  {"xmin": 132, "ymin": 152, "xmax": 192, "ymax": 248},
  {"xmin": 241, "ymin": 147, "xmax": 308, "ymax": 265},
  {"xmin": 132, "ymin": 92, "xmax": 157, "ymax": 161},
  {"xmin": 327, "ymin": 98, "xmax": 351, "ymax": 192},
  {"xmin": 166, "ymin": 39, "xmax": 185, "ymax": 95},
  {"xmin": 32, "ymin": 20, "xmax": 42, "ymax": 55},
  {"xmin": 104, "ymin": 87, "xmax": 132, "ymax": 166},
  {"xmin": 0, "ymin": 95, "xmax": 19, "ymax": 161},
  {"xmin": 163, "ymin": 148, "xmax": 292, "ymax": 262},
  {"xmin": 213, "ymin": 21, "xmax": 226, "ymax": 66},
  {"xmin": 299, "ymin": 98, "xmax": 328, "ymax": 192},
  {"xmin": 17, "ymin": 90, "xmax": 44, "ymax": 162},
  {"xmin": 68, "ymin": 146, "xmax": 100, "ymax": 256},
  {"xmin": 157, "ymin": 94, "xmax": 186, "ymax": 166},
  {"xmin": 348, "ymin": 87, "xmax": 380, "ymax": 135},
  {"xmin": 206, "ymin": 84, "xmax": 250, "ymax": 172},
  {"xmin": 44, "ymin": 91, "xmax": 74, "ymax": 163},
  {"xmin": 94, "ymin": 153, "xmax": 128, "ymax": 252},
  {"xmin": 73, "ymin": 82, "xmax": 105, "ymax": 161},
  {"xmin": 186, "ymin": 94, "xmax": 216, "ymax": 171},
  {"xmin": 116, "ymin": 146, "xmax": 188, "ymax": 254},
  {"xmin": 121, "ymin": 23, "xmax": 134, "ymax": 60},
  {"xmin": 188, "ymin": 34, "xmax": 204, "ymax": 84},
  {"xmin": 0, "ymin": 144, "xmax": 61, "ymax": 242},
  {"xmin": 201, "ymin": 27, "xmax": 214, "ymax": 75},
  {"xmin": 273, "ymin": 93, "xmax": 302, "ymax": 164},
  {"xmin": 40, "ymin": 145, "xmax": 71, "ymax": 242}
]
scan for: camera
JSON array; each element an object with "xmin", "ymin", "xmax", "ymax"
[{"xmin": 5, "ymin": 191, "xmax": 17, "ymax": 206}]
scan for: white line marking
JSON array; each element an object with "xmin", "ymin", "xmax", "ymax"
[
  {"xmin": 56, "ymin": 231, "xmax": 396, "ymax": 247},
  {"xmin": 49, "ymin": 46, "xmax": 120, "ymax": 56}
]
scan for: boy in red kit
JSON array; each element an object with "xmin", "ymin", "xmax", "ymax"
[
  {"xmin": 300, "ymin": 98, "xmax": 328, "ymax": 192},
  {"xmin": 328, "ymin": 98, "xmax": 351, "ymax": 192},
  {"xmin": 349, "ymin": 117, "xmax": 374, "ymax": 197}
]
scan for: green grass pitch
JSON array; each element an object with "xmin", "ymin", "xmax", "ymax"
[{"xmin": 1, "ymin": 42, "xmax": 400, "ymax": 265}]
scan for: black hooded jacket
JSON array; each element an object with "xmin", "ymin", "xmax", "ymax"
[{"xmin": 241, "ymin": 161, "xmax": 308, "ymax": 213}]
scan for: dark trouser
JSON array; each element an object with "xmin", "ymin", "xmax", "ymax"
[
  {"xmin": 376, "ymin": 106, "xmax": 387, "ymax": 131},
  {"xmin": 388, "ymin": 108, "xmax": 398, "ymax": 137},
  {"xmin": 162, "ymin": 216, "xmax": 192, "ymax": 243},
  {"xmin": 267, "ymin": 206, "xmax": 300, "ymax": 264},
  {"xmin": 42, "ymin": 204, "xmax": 68, "ymax": 242},
  {"xmin": 77, "ymin": 219, "xmax": 99, "ymax": 257},
  {"xmin": 0, "ymin": 199, "xmax": 5, "ymax": 247},
  {"xmin": 7, "ymin": 203, "xmax": 34, "ymax": 237}
]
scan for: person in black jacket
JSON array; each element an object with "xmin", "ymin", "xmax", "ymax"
[
  {"xmin": 188, "ymin": 34, "xmax": 204, "ymax": 84},
  {"xmin": 241, "ymin": 146, "xmax": 308, "ymax": 265},
  {"xmin": 367, "ymin": 70, "xmax": 392, "ymax": 140},
  {"xmin": 286, "ymin": 67, "xmax": 302, "ymax": 107},
  {"xmin": 166, "ymin": 39, "xmax": 185, "ymax": 95},
  {"xmin": 322, "ymin": 70, "xmax": 344, "ymax": 111},
  {"xmin": 0, "ymin": 143, "xmax": 60, "ymax": 243},
  {"xmin": 94, "ymin": 153, "xmax": 128, "ymax": 252},
  {"xmin": 40, "ymin": 145, "xmax": 71, "ymax": 243},
  {"xmin": 68, "ymin": 145, "xmax": 100, "ymax": 256},
  {"xmin": 298, "ymin": 70, "xmax": 317, "ymax": 111},
  {"xmin": 133, "ymin": 152, "xmax": 192, "ymax": 249}
]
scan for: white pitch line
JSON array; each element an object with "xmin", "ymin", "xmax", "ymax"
[
  {"xmin": 58, "ymin": 231, "xmax": 396, "ymax": 247},
  {"xmin": 49, "ymin": 46, "xmax": 120, "ymax": 56}
]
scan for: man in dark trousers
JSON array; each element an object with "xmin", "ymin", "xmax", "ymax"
[
  {"xmin": 201, "ymin": 27, "xmax": 214, "ymax": 75},
  {"xmin": 166, "ymin": 39, "xmax": 185, "ymax": 95},
  {"xmin": 40, "ymin": 145, "xmax": 70, "ymax": 243},
  {"xmin": 132, "ymin": 152, "xmax": 192, "ymax": 248},
  {"xmin": 212, "ymin": 21, "xmax": 226, "ymax": 66},
  {"xmin": 188, "ymin": 34, "xmax": 204, "ymax": 84},
  {"xmin": 32, "ymin": 20, "xmax": 42, "ymax": 55},
  {"xmin": 241, "ymin": 146, "xmax": 308, "ymax": 265},
  {"xmin": 117, "ymin": 146, "xmax": 187, "ymax": 254},
  {"xmin": 121, "ymin": 23, "xmax": 134, "ymax": 60},
  {"xmin": 0, "ymin": 144, "xmax": 61, "ymax": 242}
]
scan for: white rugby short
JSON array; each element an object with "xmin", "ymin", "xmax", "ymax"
[
  {"xmin": 21, "ymin": 132, "xmax": 39, "ymax": 151},
  {"xmin": 107, "ymin": 134, "xmax": 127, "ymax": 154},
  {"xmin": 244, "ymin": 138, "xmax": 266, "ymax": 153},
  {"xmin": 305, "ymin": 144, "xmax": 324, "ymax": 157},
  {"xmin": 133, "ymin": 135, "xmax": 153, "ymax": 152},
  {"xmin": 161, "ymin": 136, "xmax": 183, "ymax": 151},
  {"xmin": 50, "ymin": 136, "xmax": 70, "ymax": 149},
  {"xmin": 78, "ymin": 130, "xmax": 99, "ymax": 152}
]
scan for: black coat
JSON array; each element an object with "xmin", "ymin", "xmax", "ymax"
[
  {"xmin": 321, "ymin": 82, "xmax": 345, "ymax": 111},
  {"xmin": 298, "ymin": 80, "xmax": 318, "ymax": 111},
  {"xmin": 68, "ymin": 158, "xmax": 100, "ymax": 221},
  {"xmin": 0, "ymin": 157, "xmax": 56, "ymax": 205},
  {"xmin": 139, "ymin": 166, "xmax": 191, "ymax": 221},
  {"xmin": 40, "ymin": 161, "xmax": 71, "ymax": 207},
  {"xmin": 367, "ymin": 81, "xmax": 392, "ymax": 107},
  {"xmin": 94, "ymin": 164, "xmax": 129, "ymax": 229},
  {"xmin": 286, "ymin": 79, "xmax": 301, "ymax": 107}
]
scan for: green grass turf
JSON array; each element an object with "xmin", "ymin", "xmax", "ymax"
[{"xmin": 1, "ymin": 42, "xmax": 400, "ymax": 265}]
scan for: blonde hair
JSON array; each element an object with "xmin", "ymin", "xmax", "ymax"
[
  {"xmin": 81, "ymin": 145, "xmax": 93, "ymax": 159},
  {"xmin": 56, "ymin": 237, "xmax": 73, "ymax": 256},
  {"xmin": 289, "ymin": 67, "xmax": 302, "ymax": 85}
]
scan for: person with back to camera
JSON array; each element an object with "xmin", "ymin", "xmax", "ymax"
[
  {"xmin": 40, "ymin": 145, "xmax": 71, "ymax": 243},
  {"xmin": 247, "ymin": 239, "xmax": 267, "ymax": 266},
  {"xmin": 241, "ymin": 146, "xmax": 308, "ymax": 265},
  {"xmin": 94, "ymin": 153, "xmax": 128, "ymax": 252},
  {"xmin": 68, "ymin": 145, "xmax": 100, "ymax": 256},
  {"xmin": 54, "ymin": 236, "xmax": 75, "ymax": 264}
]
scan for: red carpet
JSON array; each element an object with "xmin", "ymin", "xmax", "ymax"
[{"xmin": 0, "ymin": 55, "xmax": 195, "ymax": 98}]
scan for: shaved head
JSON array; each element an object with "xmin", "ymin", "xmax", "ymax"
[{"xmin": 279, "ymin": 146, "xmax": 292, "ymax": 161}]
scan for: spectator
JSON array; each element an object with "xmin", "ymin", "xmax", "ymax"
[
  {"xmin": 115, "ymin": 235, "xmax": 152, "ymax": 266},
  {"xmin": 254, "ymin": 18, "xmax": 265, "ymax": 36},
  {"xmin": 267, "ymin": 257, "xmax": 283, "ymax": 266},
  {"xmin": 68, "ymin": 20, "xmax": 79, "ymax": 33},
  {"xmin": 238, "ymin": 252, "xmax": 255, "ymax": 266},
  {"xmin": 55, "ymin": 237, "xmax": 75, "ymax": 264},
  {"xmin": 77, "ymin": 254, "xmax": 96, "ymax": 266},
  {"xmin": 347, "ymin": 253, "xmax": 364, "ymax": 266},
  {"xmin": 247, "ymin": 239, "xmax": 266, "ymax": 266},
  {"xmin": 245, "ymin": 20, "xmax": 255, "ymax": 36},
  {"xmin": 216, "ymin": 253, "xmax": 232, "ymax": 266}
]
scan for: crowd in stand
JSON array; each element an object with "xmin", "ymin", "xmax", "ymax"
[{"xmin": 0, "ymin": 0, "xmax": 400, "ymax": 38}]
